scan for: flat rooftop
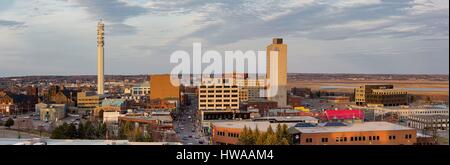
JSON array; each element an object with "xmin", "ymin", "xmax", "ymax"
[
  {"xmin": 409, "ymin": 115, "xmax": 449, "ymax": 120},
  {"xmin": 212, "ymin": 121, "xmax": 296, "ymax": 131},
  {"xmin": 294, "ymin": 122, "xmax": 414, "ymax": 134},
  {"xmin": 0, "ymin": 138, "xmax": 182, "ymax": 145},
  {"xmin": 253, "ymin": 116, "xmax": 318, "ymax": 122}
]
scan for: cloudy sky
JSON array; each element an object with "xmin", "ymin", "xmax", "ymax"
[{"xmin": 0, "ymin": 0, "xmax": 448, "ymax": 77}]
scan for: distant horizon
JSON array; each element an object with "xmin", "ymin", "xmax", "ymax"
[{"xmin": 1, "ymin": 72, "xmax": 449, "ymax": 79}]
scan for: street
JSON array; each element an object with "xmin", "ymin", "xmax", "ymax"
[{"xmin": 173, "ymin": 96, "xmax": 209, "ymax": 145}]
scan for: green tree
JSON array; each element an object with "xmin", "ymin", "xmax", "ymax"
[
  {"xmin": 279, "ymin": 138, "xmax": 290, "ymax": 145},
  {"xmin": 264, "ymin": 133, "xmax": 278, "ymax": 145},
  {"xmin": 97, "ymin": 122, "xmax": 107, "ymax": 139},
  {"xmin": 133, "ymin": 127, "xmax": 143, "ymax": 142},
  {"xmin": 247, "ymin": 128, "xmax": 255, "ymax": 145},
  {"xmin": 77, "ymin": 122, "xmax": 85, "ymax": 139},
  {"xmin": 4, "ymin": 118, "xmax": 14, "ymax": 128},
  {"xmin": 83, "ymin": 121, "xmax": 96, "ymax": 139},
  {"xmin": 238, "ymin": 126, "xmax": 252, "ymax": 145},
  {"xmin": 281, "ymin": 124, "xmax": 292, "ymax": 144},
  {"xmin": 67, "ymin": 123, "xmax": 77, "ymax": 138},
  {"xmin": 263, "ymin": 125, "xmax": 277, "ymax": 145}
]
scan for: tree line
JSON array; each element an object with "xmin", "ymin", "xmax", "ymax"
[
  {"xmin": 51, "ymin": 121, "xmax": 107, "ymax": 139},
  {"xmin": 238, "ymin": 123, "xmax": 292, "ymax": 145},
  {"xmin": 118, "ymin": 121, "xmax": 152, "ymax": 142},
  {"xmin": 51, "ymin": 120, "xmax": 153, "ymax": 142}
]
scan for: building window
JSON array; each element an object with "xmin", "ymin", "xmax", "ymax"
[
  {"xmin": 321, "ymin": 138, "xmax": 328, "ymax": 143},
  {"xmin": 306, "ymin": 138, "xmax": 313, "ymax": 143}
]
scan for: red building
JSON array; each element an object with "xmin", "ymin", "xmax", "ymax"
[{"xmin": 321, "ymin": 109, "xmax": 365, "ymax": 123}]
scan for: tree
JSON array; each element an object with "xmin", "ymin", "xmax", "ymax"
[
  {"xmin": 238, "ymin": 126, "xmax": 252, "ymax": 145},
  {"xmin": 67, "ymin": 123, "xmax": 77, "ymax": 138},
  {"xmin": 279, "ymin": 138, "xmax": 290, "ymax": 145},
  {"xmin": 276, "ymin": 124, "xmax": 283, "ymax": 142},
  {"xmin": 83, "ymin": 121, "xmax": 96, "ymax": 139},
  {"xmin": 97, "ymin": 122, "xmax": 107, "ymax": 139},
  {"xmin": 77, "ymin": 122, "xmax": 86, "ymax": 139},
  {"xmin": 281, "ymin": 124, "xmax": 292, "ymax": 144},
  {"xmin": 133, "ymin": 127, "xmax": 143, "ymax": 142},
  {"xmin": 4, "ymin": 118, "xmax": 14, "ymax": 128},
  {"xmin": 264, "ymin": 133, "xmax": 278, "ymax": 145}
]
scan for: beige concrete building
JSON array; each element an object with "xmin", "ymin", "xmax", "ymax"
[
  {"xmin": 198, "ymin": 78, "xmax": 240, "ymax": 111},
  {"xmin": 355, "ymin": 84, "xmax": 408, "ymax": 106},
  {"xmin": 77, "ymin": 91, "xmax": 105, "ymax": 114},
  {"xmin": 266, "ymin": 38, "xmax": 287, "ymax": 107}
]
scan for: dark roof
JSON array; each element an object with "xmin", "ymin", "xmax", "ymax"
[
  {"xmin": 294, "ymin": 123, "xmax": 316, "ymax": 127},
  {"xmin": 322, "ymin": 122, "xmax": 347, "ymax": 127}
]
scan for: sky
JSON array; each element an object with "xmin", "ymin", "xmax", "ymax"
[{"xmin": 0, "ymin": 0, "xmax": 448, "ymax": 77}]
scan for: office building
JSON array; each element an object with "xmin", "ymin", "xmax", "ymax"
[
  {"xmin": 77, "ymin": 91, "xmax": 105, "ymax": 114},
  {"xmin": 149, "ymin": 74, "xmax": 180, "ymax": 100},
  {"xmin": 355, "ymin": 85, "xmax": 408, "ymax": 106},
  {"xmin": 198, "ymin": 78, "xmax": 240, "ymax": 111},
  {"xmin": 266, "ymin": 38, "xmax": 288, "ymax": 107},
  {"xmin": 131, "ymin": 81, "xmax": 150, "ymax": 96}
]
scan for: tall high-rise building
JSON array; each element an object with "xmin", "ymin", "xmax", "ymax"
[
  {"xmin": 266, "ymin": 38, "xmax": 287, "ymax": 107},
  {"xmin": 97, "ymin": 21, "xmax": 105, "ymax": 95}
]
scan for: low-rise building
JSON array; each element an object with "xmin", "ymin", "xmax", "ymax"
[
  {"xmin": 289, "ymin": 122, "xmax": 416, "ymax": 145},
  {"xmin": 372, "ymin": 106, "xmax": 449, "ymax": 120},
  {"xmin": 407, "ymin": 115, "xmax": 449, "ymax": 130},
  {"xmin": 36, "ymin": 103, "xmax": 66, "ymax": 122},
  {"xmin": 321, "ymin": 109, "xmax": 365, "ymax": 123},
  {"xmin": 0, "ymin": 91, "xmax": 38, "ymax": 115}
]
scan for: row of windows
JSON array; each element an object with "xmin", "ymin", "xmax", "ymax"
[
  {"xmin": 305, "ymin": 134, "xmax": 412, "ymax": 143},
  {"xmin": 217, "ymin": 131, "xmax": 226, "ymax": 136},
  {"xmin": 200, "ymin": 85, "xmax": 238, "ymax": 88},
  {"xmin": 199, "ymin": 99, "xmax": 238, "ymax": 102},
  {"xmin": 228, "ymin": 133, "xmax": 239, "ymax": 138},
  {"xmin": 200, "ymin": 90, "xmax": 239, "ymax": 93},
  {"xmin": 199, "ymin": 95, "xmax": 239, "ymax": 98},
  {"xmin": 199, "ymin": 104, "xmax": 238, "ymax": 107},
  {"xmin": 216, "ymin": 131, "xmax": 240, "ymax": 138}
]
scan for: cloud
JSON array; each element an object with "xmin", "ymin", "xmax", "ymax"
[
  {"xmin": 157, "ymin": 0, "xmax": 448, "ymax": 45},
  {"xmin": 0, "ymin": 19, "xmax": 25, "ymax": 29},
  {"xmin": 69, "ymin": 0, "xmax": 148, "ymax": 35}
]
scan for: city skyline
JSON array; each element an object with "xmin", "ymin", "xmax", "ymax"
[{"xmin": 0, "ymin": 0, "xmax": 449, "ymax": 77}]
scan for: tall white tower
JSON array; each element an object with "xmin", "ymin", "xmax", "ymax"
[{"xmin": 97, "ymin": 20, "xmax": 105, "ymax": 95}]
